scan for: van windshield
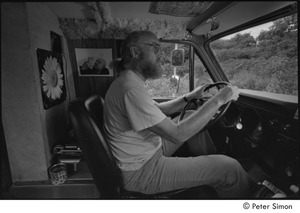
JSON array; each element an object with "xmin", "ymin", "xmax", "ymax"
[{"xmin": 210, "ymin": 13, "xmax": 298, "ymax": 97}]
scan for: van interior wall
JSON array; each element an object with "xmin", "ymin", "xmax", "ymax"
[{"xmin": 1, "ymin": 2, "xmax": 76, "ymax": 182}]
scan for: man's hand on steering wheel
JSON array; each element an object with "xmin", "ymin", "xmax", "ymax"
[
  {"xmin": 215, "ymin": 85, "xmax": 240, "ymax": 105},
  {"xmin": 179, "ymin": 82, "xmax": 240, "ymax": 132},
  {"xmin": 185, "ymin": 83, "xmax": 212, "ymax": 101}
]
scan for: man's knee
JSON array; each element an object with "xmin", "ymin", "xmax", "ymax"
[
  {"xmin": 212, "ymin": 155, "xmax": 252, "ymax": 198},
  {"xmin": 222, "ymin": 155, "xmax": 240, "ymax": 167},
  {"xmin": 218, "ymin": 155, "xmax": 244, "ymax": 176}
]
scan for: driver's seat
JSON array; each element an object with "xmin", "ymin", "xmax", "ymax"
[{"xmin": 68, "ymin": 94, "xmax": 218, "ymax": 198}]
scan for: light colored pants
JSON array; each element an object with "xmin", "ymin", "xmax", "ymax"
[{"xmin": 121, "ymin": 114, "xmax": 254, "ymax": 198}]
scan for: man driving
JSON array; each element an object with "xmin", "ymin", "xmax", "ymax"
[{"xmin": 103, "ymin": 30, "xmax": 254, "ymax": 198}]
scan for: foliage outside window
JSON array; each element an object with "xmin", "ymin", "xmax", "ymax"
[
  {"xmin": 194, "ymin": 56, "xmax": 213, "ymax": 88},
  {"xmin": 210, "ymin": 14, "xmax": 298, "ymax": 96}
]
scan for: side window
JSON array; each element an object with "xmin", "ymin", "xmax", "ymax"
[
  {"xmin": 210, "ymin": 13, "xmax": 298, "ymax": 97},
  {"xmin": 145, "ymin": 43, "xmax": 190, "ymax": 98},
  {"xmin": 145, "ymin": 43, "xmax": 214, "ymax": 98}
]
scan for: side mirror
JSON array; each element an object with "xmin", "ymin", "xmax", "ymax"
[{"xmin": 171, "ymin": 48, "xmax": 184, "ymax": 67}]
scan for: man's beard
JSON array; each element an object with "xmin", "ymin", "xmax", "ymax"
[{"xmin": 137, "ymin": 56, "xmax": 164, "ymax": 80}]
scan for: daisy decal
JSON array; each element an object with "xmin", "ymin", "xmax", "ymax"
[{"xmin": 41, "ymin": 56, "xmax": 64, "ymax": 100}]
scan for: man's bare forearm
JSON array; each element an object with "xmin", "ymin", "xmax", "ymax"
[
  {"xmin": 155, "ymin": 85, "xmax": 210, "ymax": 116},
  {"xmin": 149, "ymin": 86, "xmax": 238, "ymax": 144},
  {"xmin": 149, "ymin": 95, "xmax": 223, "ymax": 145},
  {"xmin": 175, "ymin": 96, "xmax": 222, "ymax": 142},
  {"xmin": 155, "ymin": 96, "xmax": 187, "ymax": 115}
]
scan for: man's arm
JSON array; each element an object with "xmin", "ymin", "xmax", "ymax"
[
  {"xmin": 155, "ymin": 83, "xmax": 211, "ymax": 116},
  {"xmin": 154, "ymin": 96, "xmax": 187, "ymax": 116},
  {"xmin": 149, "ymin": 86, "xmax": 239, "ymax": 144}
]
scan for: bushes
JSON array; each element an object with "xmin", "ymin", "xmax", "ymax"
[
  {"xmin": 211, "ymin": 14, "xmax": 298, "ymax": 96},
  {"xmin": 146, "ymin": 74, "xmax": 189, "ymax": 97}
]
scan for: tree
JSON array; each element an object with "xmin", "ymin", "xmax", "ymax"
[
  {"xmin": 257, "ymin": 14, "xmax": 298, "ymax": 59},
  {"xmin": 231, "ymin": 33, "xmax": 256, "ymax": 48}
]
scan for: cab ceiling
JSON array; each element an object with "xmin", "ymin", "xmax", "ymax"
[
  {"xmin": 46, "ymin": 1, "xmax": 295, "ymax": 36},
  {"xmin": 46, "ymin": 2, "xmax": 191, "ymax": 21}
]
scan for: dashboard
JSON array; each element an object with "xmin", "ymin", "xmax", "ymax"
[{"xmin": 218, "ymin": 102, "xmax": 299, "ymax": 197}]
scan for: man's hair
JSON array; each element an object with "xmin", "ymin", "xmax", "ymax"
[{"xmin": 111, "ymin": 31, "xmax": 156, "ymax": 73}]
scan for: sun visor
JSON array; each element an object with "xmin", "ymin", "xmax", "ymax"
[{"xmin": 149, "ymin": 2, "xmax": 213, "ymax": 17}]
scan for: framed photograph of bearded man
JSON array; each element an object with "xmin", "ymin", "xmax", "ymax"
[{"xmin": 75, "ymin": 48, "xmax": 113, "ymax": 77}]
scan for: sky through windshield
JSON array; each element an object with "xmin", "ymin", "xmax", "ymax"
[{"xmin": 223, "ymin": 22, "xmax": 273, "ymax": 39}]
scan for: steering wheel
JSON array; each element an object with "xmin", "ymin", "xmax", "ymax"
[{"xmin": 178, "ymin": 81, "xmax": 232, "ymax": 132}]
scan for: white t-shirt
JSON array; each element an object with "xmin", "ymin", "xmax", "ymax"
[{"xmin": 104, "ymin": 70, "xmax": 166, "ymax": 171}]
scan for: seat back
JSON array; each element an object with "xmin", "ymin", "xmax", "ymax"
[
  {"xmin": 84, "ymin": 95, "xmax": 105, "ymax": 129},
  {"xmin": 68, "ymin": 98, "xmax": 122, "ymax": 198}
]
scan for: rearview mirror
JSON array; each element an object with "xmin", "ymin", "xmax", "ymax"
[{"xmin": 171, "ymin": 48, "xmax": 184, "ymax": 67}]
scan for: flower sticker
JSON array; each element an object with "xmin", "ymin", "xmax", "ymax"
[
  {"xmin": 37, "ymin": 49, "xmax": 66, "ymax": 110},
  {"xmin": 41, "ymin": 56, "xmax": 64, "ymax": 100}
]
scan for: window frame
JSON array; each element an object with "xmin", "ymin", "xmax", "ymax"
[
  {"xmin": 159, "ymin": 39, "xmax": 195, "ymax": 93},
  {"xmin": 150, "ymin": 39, "xmax": 196, "ymax": 101}
]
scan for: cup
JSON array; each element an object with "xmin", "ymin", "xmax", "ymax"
[{"xmin": 49, "ymin": 163, "xmax": 68, "ymax": 185}]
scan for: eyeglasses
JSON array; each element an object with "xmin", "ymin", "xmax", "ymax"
[{"xmin": 135, "ymin": 42, "xmax": 161, "ymax": 54}]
